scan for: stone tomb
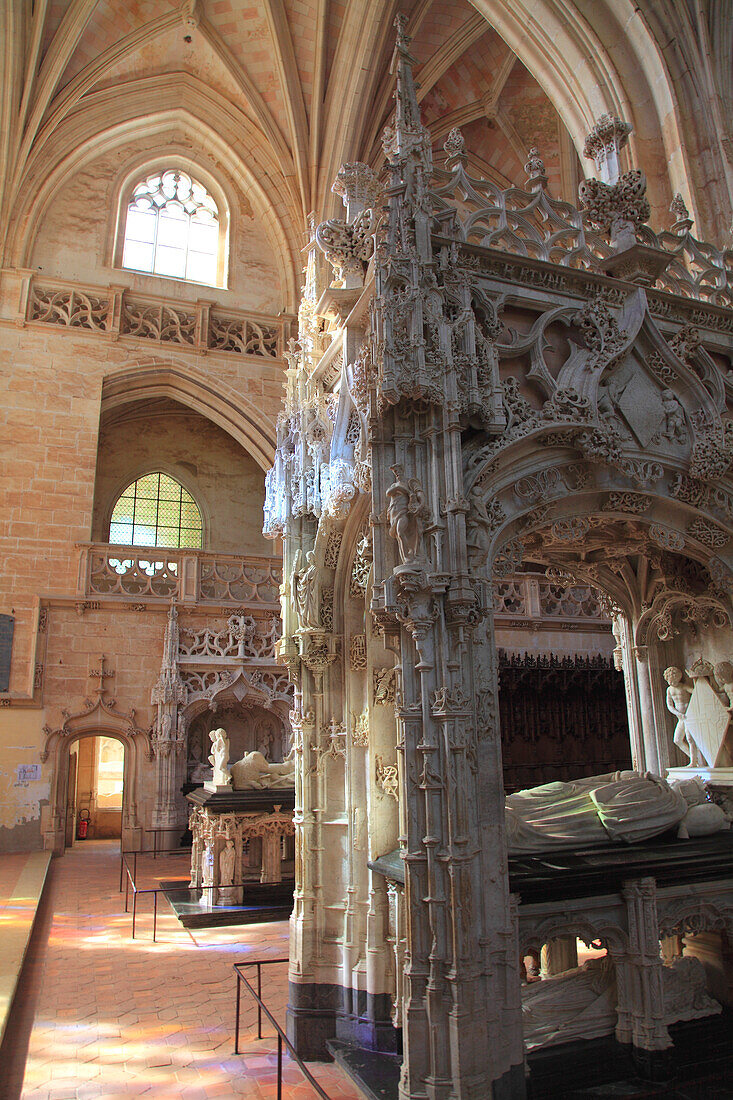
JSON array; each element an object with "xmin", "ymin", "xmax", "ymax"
[{"xmin": 167, "ymin": 788, "xmax": 295, "ymax": 927}]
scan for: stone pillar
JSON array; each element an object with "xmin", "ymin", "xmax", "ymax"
[
  {"xmin": 541, "ymin": 936, "xmax": 578, "ymax": 978},
  {"xmin": 621, "ymin": 878, "xmax": 671, "ymax": 1055},
  {"xmin": 631, "ymin": 646, "xmax": 664, "ymax": 776}
]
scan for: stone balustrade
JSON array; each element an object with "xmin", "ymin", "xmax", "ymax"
[
  {"xmin": 76, "ymin": 543, "xmax": 282, "ymax": 609},
  {"xmin": 494, "ymin": 576, "xmax": 610, "ymax": 624},
  {"xmin": 15, "ymin": 273, "xmax": 291, "ymax": 359}
]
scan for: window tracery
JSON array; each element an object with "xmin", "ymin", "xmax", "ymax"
[{"xmin": 121, "ymin": 169, "xmax": 220, "ymax": 286}]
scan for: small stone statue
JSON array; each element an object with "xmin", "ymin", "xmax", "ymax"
[
  {"xmin": 201, "ymin": 841, "xmax": 214, "ymax": 887},
  {"xmin": 663, "ymin": 667, "xmax": 698, "ymax": 765},
  {"xmin": 466, "ymin": 484, "xmax": 492, "ymax": 569},
  {"xmin": 219, "ymin": 838, "xmax": 235, "ymax": 884},
  {"xmin": 660, "ymin": 389, "xmax": 686, "ymax": 443},
  {"xmin": 208, "ymin": 727, "xmax": 232, "ymax": 788},
  {"xmin": 216, "ymin": 837, "xmax": 238, "ymax": 907},
  {"xmin": 386, "ymin": 464, "xmax": 429, "ymax": 564},
  {"xmin": 293, "ymin": 549, "xmax": 319, "ymax": 629}
]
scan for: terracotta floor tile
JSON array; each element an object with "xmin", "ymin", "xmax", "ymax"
[{"xmin": 1, "ymin": 841, "xmax": 363, "ymax": 1100}]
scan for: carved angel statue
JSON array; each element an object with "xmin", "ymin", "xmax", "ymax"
[
  {"xmin": 663, "ymin": 666, "xmax": 698, "ymax": 765},
  {"xmin": 292, "ymin": 549, "xmax": 319, "ymax": 630},
  {"xmin": 386, "ymin": 464, "xmax": 430, "ymax": 564},
  {"xmin": 208, "ymin": 727, "xmax": 232, "ymax": 788}
]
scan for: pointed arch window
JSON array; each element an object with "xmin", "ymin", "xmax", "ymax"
[
  {"xmin": 121, "ymin": 169, "xmax": 221, "ymax": 286},
  {"xmin": 109, "ymin": 473, "xmax": 203, "ymax": 549}
]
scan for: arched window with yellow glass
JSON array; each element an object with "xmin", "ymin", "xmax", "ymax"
[{"xmin": 109, "ymin": 473, "xmax": 203, "ymax": 549}]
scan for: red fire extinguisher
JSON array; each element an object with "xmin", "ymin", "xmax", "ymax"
[{"xmin": 76, "ymin": 809, "xmax": 90, "ymax": 840}]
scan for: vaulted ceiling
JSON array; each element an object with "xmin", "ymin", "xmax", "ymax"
[{"xmin": 1, "ymin": 0, "xmax": 731, "ymax": 311}]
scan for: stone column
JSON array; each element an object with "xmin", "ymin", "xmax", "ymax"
[
  {"xmin": 621, "ymin": 877, "xmax": 671, "ymax": 1055},
  {"xmin": 631, "ymin": 646, "xmax": 664, "ymax": 776}
]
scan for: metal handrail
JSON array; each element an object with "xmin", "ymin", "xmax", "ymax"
[
  {"xmin": 120, "ymin": 850, "xmax": 290, "ymax": 942},
  {"xmin": 119, "ymin": 844, "xmax": 192, "ymax": 894},
  {"xmin": 233, "ymin": 960, "xmax": 332, "ymax": 1099}
]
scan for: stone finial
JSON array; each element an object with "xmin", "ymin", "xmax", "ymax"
[
  {"xmin": 670, "ymin": 193, "xmax": 693, "ymax": 234},
  {"xmin": 332, "ymin": 163, "xmax": 381, "ymax": 217},
  {"xmin": 444, "ymin": 127, "xmax": 467, "ymax": 167},
  {"xmin": 524, "ymin": 146, "xmax": 548, "ymax": 190},
  {"xmin": 583, "ymin": 114, "xmax": 633, "ymax": 184}
]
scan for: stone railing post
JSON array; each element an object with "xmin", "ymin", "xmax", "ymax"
[
  {"xmin": 195, "ymin": 299, "xmax": 214, "ymax": 352},
  {"xmin": 107, "ymin": 285, "xmax": 127, "ymax": 338}
]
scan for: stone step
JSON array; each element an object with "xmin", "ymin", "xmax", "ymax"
[
  {"xmin": 0, "ymin": 850, "xmax": 52, "ymax": 1046},
  {"xmin": 327, "ymin": 1039, "xmax": 401, "ymax": 1100}
]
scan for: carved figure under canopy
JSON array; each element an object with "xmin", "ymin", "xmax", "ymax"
[
  {"xmin": 505, "ymin": 771, "xmax": 728, "ymax": 854},
  {"xmin": 293, "ymin": 549, "xmax": 319, "ymax": 630},
  {"xmin": 386, "ymin": 464, "xmax": 429, "ymax": 564},
  {"xmin": 230, "ymin": 749, "xmax": 296, "ymax": 790},
  {"xmin": 208, "ymin": 727, "xmax": 231, "ymax": 788},
  {"xmin": 664, "ymin": 666, "xmax": 697, "ymax": 765}
]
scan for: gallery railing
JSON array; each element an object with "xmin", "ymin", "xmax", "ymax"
[
  {"xmin": 494, "ymin": 576, "xmax": 610, "ymax": 623},
  {"xmin": 15, "ymin": 273, "xmax": 292, "ymax": 359},
  {"xmin": 233, "ymin": 960, "xmax": 333, "ymax": 1099},
  {"xmin": 77, "ymin": 543, "xmax": 282, "ymax": 609}
]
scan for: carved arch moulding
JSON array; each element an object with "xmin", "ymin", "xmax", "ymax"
[{"xmin": 41, "ymin": 690, "xmax": 151, "ymax": 854}]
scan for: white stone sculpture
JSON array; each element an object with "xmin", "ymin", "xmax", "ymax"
[
  {"xmin": 661, "ymin": 955, "xmax": 723, "ymax": 1025},
  {"xmin": 682, "ymin": 665, "xmax": 733, "ymax": 768},
  {"xmin": 230, "ymin": 748, "xmax": 296, "ymax": 790},
  {"xmin": 205, "ymin": 727, "xmax": 232, "ymax": 791},
  {"xmin": 522, "ymin": 953, "xmax": 720, "ymax": 1052},
  {"xmin": 522, "ymin": 956, "xmax": 618, "ymax": 1051},
  {"xmin": 217, "ymin": 838, "xmax": 238, "ymax": 906},
  {"xmin": 293, "ymin": 549, "xmax": 319, "ymax": 629},
  {"xmin": 386, "ymin": 464, "xmax": 429, "ymax": 565},
  {"xmin": 201, "ymin": 841, "xmax": 215, "ymax": 891},
  {"xmin": 663, "ymin": 666, "xmax": 697, "ymax": 764},
  {"xmin": 505, "ymin": 770, "xmax": 727, "ymax": 855}
]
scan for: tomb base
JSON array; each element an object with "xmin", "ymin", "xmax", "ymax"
[{"xmin": 184, "ymin": 787, "xmax": 295, "ymax": 926}]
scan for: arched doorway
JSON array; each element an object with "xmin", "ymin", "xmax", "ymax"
[
  {"xmin": 42, "ymin": 694, "xmax": 149, "ymax": 855},
  {"xmin": 66, "ymin": 734, "xmax": 126, "ymax": 847}
]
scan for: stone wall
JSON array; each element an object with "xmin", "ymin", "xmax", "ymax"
[{"xmin": 91, "ymin": 403, "xmax": 271, "ymax": 556}]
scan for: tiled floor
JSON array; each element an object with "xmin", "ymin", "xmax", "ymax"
[{"xmin": 1, "ymin": 841, "xmax": 363, "ymax": 1100}]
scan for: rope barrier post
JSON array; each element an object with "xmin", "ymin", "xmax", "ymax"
[
  {"xmin": 277, "ymin": 1032, "xmax": 282, "ymax": 1100},
  {"xmin": 153, "ymin": 890, "xmax": 158, "ymax": 943},
  {"xmin": 125, "ymin": 868, "xmax": 130, "ymax": 913},
  {"xmin": 119, "ymin": 851, "xmax": 124, "ymax": 893},
  {"xmin": 257, "ymin": 963, "xmax": 262, "ymax": 1039},
  {"xmin": 234, "ymin": 970, "xmax": 241, "ymax": 1054},
  {"xmin": 132, "ymin": 886, "xmax": 137, "ymax": 939}
]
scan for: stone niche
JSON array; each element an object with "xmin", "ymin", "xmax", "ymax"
[{"xmin": 186, "ymin": 704, "xmax": 286, "ymax": 784}]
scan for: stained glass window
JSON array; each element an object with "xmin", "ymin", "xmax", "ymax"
[
  {"xmin": 109, "ymin": 473, "xmax": 203, "ymax": 548},
  {"xmin": 121, "ymin": 169, "xmax": 220, "ymax": 285}
]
